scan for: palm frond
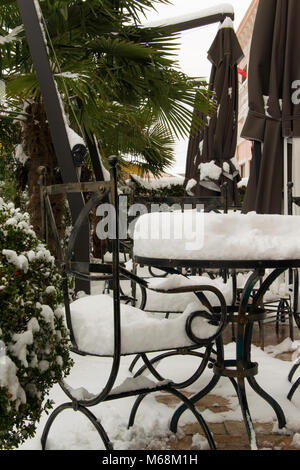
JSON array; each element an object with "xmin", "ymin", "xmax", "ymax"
[
  {"xmin": 5, "ymin": 73, "xmax": 40, "ymax": 101},
  {"xmin": 0, "ymin": 0, "xmax": 215, "ymax": 176}
]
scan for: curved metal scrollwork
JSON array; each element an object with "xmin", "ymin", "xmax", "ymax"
[{"xmin": 184, "ymin": 285, "xmax": 227, "ymax": 346}]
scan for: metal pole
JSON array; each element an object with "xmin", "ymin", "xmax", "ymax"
[
  {"xmin": 143, "ymin": 5, "xmax": 234, "ymax": 32},
  {"xmin": 17, "ymin": 0, "xmax": 90, "ymax": 293},
  {"xmin": 284, "ymin": 137, "xmax": 289, "ymax": 215}
]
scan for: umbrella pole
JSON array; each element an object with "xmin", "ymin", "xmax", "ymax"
[
  {"xmin": 283, "ymin": 138, "xmax": 290, "ymax": 296},
  {"xmin": 283, "ymin": 137, "xmax": 289, "ymax": 215}
]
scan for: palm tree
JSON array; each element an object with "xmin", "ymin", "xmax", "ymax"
[{"xmin": 0, "ymin": 0, "xmax": 214, "ymax": 249}]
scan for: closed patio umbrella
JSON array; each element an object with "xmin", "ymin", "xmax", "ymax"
[
  {"xmin": 242, "ymin": 0, "xmax": 300, "ymax": 214},
  {"xmin": 184, "ymin": 18, "xmax": 243, "ymax": 206}
]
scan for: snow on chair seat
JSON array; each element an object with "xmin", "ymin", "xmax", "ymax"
[
  {"xmin": 68, "ymin": 293, "xmax": 220, "ymax": 356},
  {"xmin": 143, "ymin": 274, "xmax": 233, "ymax": 313}
]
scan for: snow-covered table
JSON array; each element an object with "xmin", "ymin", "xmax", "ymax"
[
  {"xmin": 133, "ymin": 212, "xmax": 300, "ymax": 449},
  {"xmin": 133, "ymin": 211, "xmax": 300, "ymax": 268}
]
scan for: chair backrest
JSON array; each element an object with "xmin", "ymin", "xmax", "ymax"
[
  {"xmin": 131, "ymin": 195, "xmax": 225, "ymax": 213},
  {"xmin": 38, "ymin": 156, "xmax": 120, "ymax": 353},
  {"xmin": 129, "ymin": 180, "xmax": 242, "ymax": 217}
]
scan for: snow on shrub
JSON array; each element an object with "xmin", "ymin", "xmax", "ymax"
[{"xmin": 0, "ymin": 198, "xmax": 73, "ymax": 449}]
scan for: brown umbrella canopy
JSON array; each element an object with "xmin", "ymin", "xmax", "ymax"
[
  {"xmin": 184, "ymin": 107, "xmax": 206, "ymax": 195},
  {"xmin": 242, "ymin": 0, "xmax": 300, "ymax": 214},
  {"xmin": 184, "ymin": 18, "xmax": 243, "ymax": 205}
]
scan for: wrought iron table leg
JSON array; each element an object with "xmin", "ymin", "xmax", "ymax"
[
  {"xmin": 168, "ymin": 388, "xmax": 217, "ymax": 450},
  {"xmin": 169, "ymin": 373, "xmax": 220, "ymax": 434},
  {"xmin": 233, "ymin": 269, "xmax": 286, "ymax": 444},
  {"xmin": 171, "ymin": 269, "xmax": 288, "ymax": 449},
  {"xmin": 244, "ymin": 321, "xmax": 286, "ymax": 428},
  {"xmin": 247, "ymin": 375, "xmax": 286, "ymax": 428},
  {"xmin": 236, "ymin": 376, "xmax": 258, "ymax": 449}
]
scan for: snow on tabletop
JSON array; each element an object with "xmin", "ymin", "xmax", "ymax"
[
  {"xmin": 133, "ymin": 211, "xmax": 300, "ymax": 261},
  {"xmin": 68, "ymin": 294, "xmax": 218, "ymax": 356}
]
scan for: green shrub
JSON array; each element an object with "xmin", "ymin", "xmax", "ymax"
[
  {"xmin": 0, "ymin": 198, "xmax": 73, "ymax": 449},
  {"xmin": 128, "ymin": 175, "xmax": 185, "ymax": 199}
]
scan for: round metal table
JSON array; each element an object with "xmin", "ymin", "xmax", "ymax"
[{"xmin": 134, "ymin": 255, "xmax": 300, "ymax": 449}]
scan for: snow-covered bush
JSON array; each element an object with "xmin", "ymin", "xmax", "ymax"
[{"xmin": 0, "ymin": 198, "xmax": 73, "ymax": 449}]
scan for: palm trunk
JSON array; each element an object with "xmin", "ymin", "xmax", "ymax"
[{"xmin": 22, "ymin": 99, "xmax": 65, "ymax": 255}]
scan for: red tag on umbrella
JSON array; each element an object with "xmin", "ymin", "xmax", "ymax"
[{"xmin": 238, "ymin": 67, "xmax": 247, "ymax": 78}]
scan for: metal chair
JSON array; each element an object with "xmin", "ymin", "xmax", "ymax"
[
  {"xmin": 287, "ymin": 182, "xmax": 300, "ymax": 400},
  {"xmin": 288, "ymin": 356, "xmax": 300, "ymax": 401},
  {"xmin": 38, "ymin": 157, "xmax": 228, "ymax": 450}
]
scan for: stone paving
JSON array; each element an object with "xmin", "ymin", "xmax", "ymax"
[
  {"xmin": 156, "ymin": 393, "xmax": 298, "ymax": 451},
  {"xmin": 153, "ymin": 323, "xmax": 300, "ymax": 451}
]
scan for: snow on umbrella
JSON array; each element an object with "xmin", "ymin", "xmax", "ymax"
[
  {"xmin": 184, "ymin": 18, "xmax": 243, "ymax": 206},
  {"xmin": 242, "ymin": 0, "xmax": 300, "ymax": 214}
]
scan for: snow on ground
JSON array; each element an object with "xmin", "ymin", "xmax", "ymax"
[
  {"xmin": 13, "ymin": 255, "xmax": 300, "ymax": 450},
  {"xmin": 18, "ymin": 336, "xmax": 300, "ymax": 450}
]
